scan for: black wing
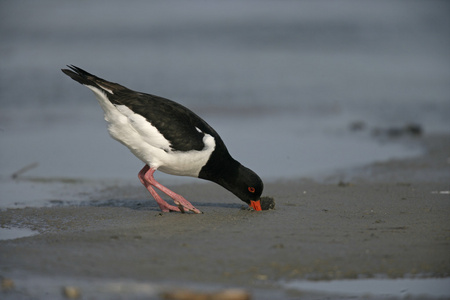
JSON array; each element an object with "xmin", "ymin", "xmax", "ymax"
[{"xmin": 62, "ymin": 65, "xmax": 225, "ymax": 152}]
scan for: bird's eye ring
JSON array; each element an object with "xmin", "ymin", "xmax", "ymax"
[{"xmin": 248, "ymin": 187, "xmax": 256, "ymax": 193}]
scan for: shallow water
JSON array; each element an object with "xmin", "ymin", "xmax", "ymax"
[
  {"xmin": 0, "ymin": 227, "xmax": 38, "ymax": 241},
  {"xmin": 284, "ymin": 277, "xmax": 450, "ymax": 299},
  {"xmin": 3, "ymin": 274, "xmax": 449, "ymax": 300}
]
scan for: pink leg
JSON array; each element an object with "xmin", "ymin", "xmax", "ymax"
[
  {"xmin": 138, "ymin": 165, "xmax": 202, "ymax": 214},
  {"xmin": 138, "ymin": 165, "xmax": 181, "ymax": 212}
]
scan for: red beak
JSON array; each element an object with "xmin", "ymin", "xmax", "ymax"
[{"xmin": 250, "ymin": 200, "xmax": 262, "ymax": 211}]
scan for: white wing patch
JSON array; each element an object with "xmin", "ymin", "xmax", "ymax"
[
  {"xmin": 97, "ymin": 84, "xmax": 114, "ymax": 94},
  {"xmin": 115, "ymin": 105, "xmax": 171, "ymax": 152}
]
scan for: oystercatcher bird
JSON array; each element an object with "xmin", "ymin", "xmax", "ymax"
[{"xmin": 62, "ymin": 66, "xmax": 263, "ymax": 213}]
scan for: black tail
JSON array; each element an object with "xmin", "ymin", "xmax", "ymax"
[{"xmin": 61, "ymin": 65, "xmax": 126, "ymax": 92}]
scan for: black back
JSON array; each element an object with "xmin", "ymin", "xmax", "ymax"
[{"xmin": 62, "ymin": 65, "xmax": 227, "ymax": 153}]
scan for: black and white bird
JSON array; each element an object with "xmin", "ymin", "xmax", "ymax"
[{"xmin": 62, "ymin": 66, "xmax": 263, "ymax": 213}]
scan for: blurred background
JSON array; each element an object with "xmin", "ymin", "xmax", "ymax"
[{"xmin": 1, "ymin": 0, "xmax": 449, "ymax": 207}]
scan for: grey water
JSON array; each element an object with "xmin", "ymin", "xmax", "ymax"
[
  {"xmin": 1, "ymin": 0, "xmax": 449, "ymax": 209},
  {"xmin": 283, "ymin": 277, "xmax": 450, "ymax": 299}
]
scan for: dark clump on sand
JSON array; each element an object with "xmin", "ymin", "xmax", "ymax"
[
  {"xmin": 260, "ymin": 196, "xmax": 275, "ymax": 210},
  {"xmin": 349, "ymin": 121, "xmax": 423, "ymax": 138}
]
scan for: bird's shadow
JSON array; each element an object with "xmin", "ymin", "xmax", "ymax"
[{"xmin": 83, "ymin": 198, "xmax": 243, "ymax": 212}]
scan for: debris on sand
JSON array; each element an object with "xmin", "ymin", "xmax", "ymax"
[{"xmin": 162, "ymin": 288, "xmax": 250, "ymax": 300}]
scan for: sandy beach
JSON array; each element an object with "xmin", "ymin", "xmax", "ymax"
[{"xmin": 1, "ymin": 134, "xmax": 449, "ymax": 299}]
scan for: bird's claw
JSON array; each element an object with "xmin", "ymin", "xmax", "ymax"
[
  {"xmin": 177, "ymin": 203, "xmax": 186, "ymax": 214},
  {"xmin": 174, "ymin": 201, "xmax": 202, "ymax": 214}
]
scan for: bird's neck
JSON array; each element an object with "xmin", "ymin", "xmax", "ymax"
[{"xmin": 198, "ymin": 147, "xmax": 240, "ymax": 187}]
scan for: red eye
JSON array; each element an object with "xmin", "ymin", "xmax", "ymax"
[{"xmin": 248, "ymin": 187, "xmax": 256, "ymax": 193}]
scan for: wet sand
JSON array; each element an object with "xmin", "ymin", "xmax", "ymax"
[{"xmin": 1, "ymin": 134, "xmax": 449, "ymax": 299}]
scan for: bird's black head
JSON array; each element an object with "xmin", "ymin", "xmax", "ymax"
[
  {"xmin": 225, "ymin": 164, "xmax": 264, "ymax": 210},
  {"xmin": 198, "ymin": 153, "xmax": 264, "ymax": 210}
]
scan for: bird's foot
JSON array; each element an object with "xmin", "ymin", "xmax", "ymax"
[
  {"xmin": 138, "ymin": 166, "xmax": 202, "ymax": 214},
  {"xmin": 157, "ymin": 199, "xmax": 202, "ymax": 214},
  {"xmin": 158, "ymin": 203, "xmax": 183, "ymax": 213},
  {"xmin": 174, "ymin": 199, "xmax": 202, "ymax": 214}
]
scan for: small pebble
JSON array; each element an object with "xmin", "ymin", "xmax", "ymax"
[
  {"xmin": 349, "ymin": 121, "xmax": 366, "ymax": 131},
  {"xmin": 338, "ymin": 181, "xmax": 352, "ymax": 187},
  {"xmin": 405, "ymin": 123, "xmax": 422, "ymax": 136},
  {"xmin": 1, "ymin": 278, "xmax": 15, "ymax": 291},
  {"xmin": 162, "ymin": 288, "xmax": 250, "ymax": 300},
  {"xmin": 62, "ymin": 286, "xmax": 81, "ymax": 299}
]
